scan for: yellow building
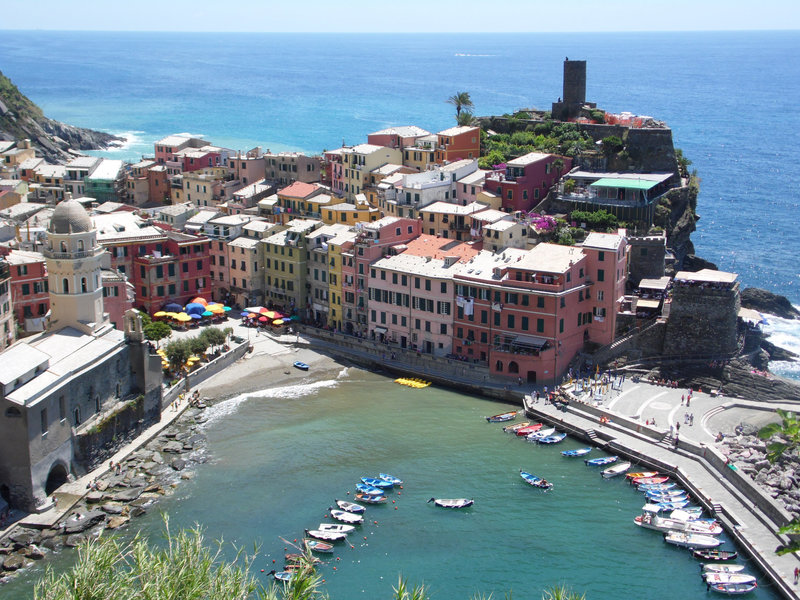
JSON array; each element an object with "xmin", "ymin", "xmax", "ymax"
[
  {"xmin": 321, "ymin": 194, "xmax": 380, "ymax": 226},
  {"xmin": 325, "ymin": 234, "xmax": 356, "ymax": 330},
  {"xmin": 176, "ymin": 167, "xmax": 229, "ymax": 207},
  {"xmin": 399, "ymin": 134, "xmax": 437, "ymax": 171},
  {"xmin": 418, "ymin": 201, "xmax": 488, "ymax": 242},
  {"xmin": 261, "ymin": 219, "xmax": 321, "ymax": 315},
  {"xmin": 340, "ymin": 144, "xmax": 402, "ymax": 200}
]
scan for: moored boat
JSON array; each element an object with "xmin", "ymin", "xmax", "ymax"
[
  {"xmin": 637, "ymin": 482, "xmax": 677, "ymax": 492},
  {"xmin": 601, "ymin": 461, "xmax": 632, "ymax": 478},
  {"xmin": 704, "ymin": 573, "xmax": 757, "ymax": 585},
  {"xmin": 644, "ymin": 500, "xmax": 691, "ymax": 511},
  {"xmin": 642, "ymin": 503, "xmax": 700, "ymax": 516},
  {"xmin": 356, "ymin": 483, "xmax": 385, "ymax": 495},
  {"xmin": 526, "ymin": 427, "xmax": 555, "ymax": 442},
  {"xmin": 632, "ymin": 475, "xmax": 670, "ymax": 485},
  {"xmin": 585, "ymin": 455, "xmax": 618, "ymax": 466},
  {"xmin": 645, "ymin": 488, "xmax": 687, "ymax": 499},
  {"xmin": 379, "ymin": 473, "xmax": 403, "ymax": 485},
  {"xmin": 703, "ymin": 564, "xmax": 746, "ymax": 574},
  {"xmin": 537, "ymin": 432, "xmax": 567, "ymax": 444},
  {"xmin": 355, "ymin": 493, "xmax": 387, "ymax": 504},
  {"xmin": 664, "ymin": 531, "xmax": 722, "ymax": 549},
  {"xmin": 317, "ymin": 522, "xmax": 356, "ymax": 534},
  {"xmin": 561, "ymin": 447, "xmax": 592, "ymax": 457},
  {"xmin": 486, "ymin": 411, "xmax": 518, "ymax": 422},
  {"xmin": 706, "ymin": 581, "xmax": 757, "ymax": 595},
  {"xmin": 427, "ymin": 497, "xmax": 474, "ymax": 508},
  {"xmin": 519, "ymin": 469, "xmax": 554, "ymax": 490},
  {"xmin": 626, "ymin": 471, "xmax": 659, "ymax": 480},
  {"xmin": 515, "ymin": 423, "xmax": 544, "ymax": 436},
  {"xmin": 269, "ymin": 570, "xmax": 295, "ymax": 582},
  {"xmin": 304, "ymin": 539, "xmax": 334, "ymax": 553},
  {"xmin": 693, "ymin": 549, "xmax": 739, "ymax": 561},
  {"xmin": 293, "ymin": 361, "xmax": 309, "ymax": 371},
  {"xmin": 634, "ymin": 513, "xmax": 722, "ymax": 535},
  {"xmin": 328, "ymin": 508, "xmax": 364, "ymax": 524},
  {"xmin": 305, "ymin": 528, "xmax": 348, "ymax": 542},
  {"xmin": 503, "ymin": 421, "xmax": 530, "ymax": 433},
  {"xmin": 361, "ymin": 476, "xmax": 393, "ymax": 489},
  {"xmin": 335, "ymin": 499, "xmax": 365, "ymax": 514}
]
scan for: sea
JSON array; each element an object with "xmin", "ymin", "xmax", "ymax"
[{"xmin": 0, "ymin": 30, "xmax": 798, "ymax": 597}]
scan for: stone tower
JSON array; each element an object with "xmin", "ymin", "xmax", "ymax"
[
  {"xmin": 552, "ymin": 59, "xmax": 589, "ymax": 121},
  {"xmin": 44, "ymin": 199, "xmax": 109, "ymax": 334}
]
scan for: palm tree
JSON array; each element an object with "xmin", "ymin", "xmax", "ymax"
[
  {"xmin": 758, "ymin": 409, "xmax": 800, "ymax": 463},
  {"xmin": 447, "ymin": 92, "xmax": 474, "ymax": 119},
  {"xmin": 457, "ymin": 111, "xmax": 477, "ymax": 127}
]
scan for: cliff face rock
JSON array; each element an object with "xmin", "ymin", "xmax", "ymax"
[
  {"xmin": 741, "ymin": 287, "xmax": 800, "ymax": 320},
  {"xmin": 0, "ymin": 70, "xmax": 122, "ymax": 163},
  {"xmin": 656, "ymin": 179, "xmax": 699, "ymax": 268}
]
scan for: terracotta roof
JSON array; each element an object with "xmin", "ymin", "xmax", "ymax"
[
  {"xmin": 277, "ymin": 181, "xmax": 320, "ymax": 199},
  {"xmin": 401, "ymin": 234, "xmax": 479, "ymax": 262}
]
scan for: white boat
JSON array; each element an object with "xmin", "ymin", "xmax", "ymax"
[
  {"xmin": 634, "ymin": 513, "xmax": 722, "ymax": 535},
  {"xmin": 664, "ymin": 531, "xmax": 721, "ymax": 549},
  {"xmin": 703, "ymin": 564, "xmax": 746, "ymax": 574},
  {"xmin": 704, "ymin": 572, "xmax": 757, "ymax": 585},
  {"xmin": 526, "ymin": 427, "xmax": 555, "ymax": 442},
  {"xmin": 317, "ymin": 523, "xmax": 355, "ymax": 534},
  {"xmin": 305, "ymin": 528, "xmax": 347, "ymax": 542},
  {"xmin": 328, "ymin": 508, "xmax": 364, "ymax": 524},
  {"xmin": 601, "ymin": 461, "xmax": 631, "ymax": 478},
  {"xmin": 335, "ymin": 499, "xmax": 365, "ymax": 514},
  {"xmin": 428, "ymin": 497, "xmax": 473, "ymax": 509},
  {"xmin": 670, "ymin": 508, "xmax": 706, "ymax": 521}
]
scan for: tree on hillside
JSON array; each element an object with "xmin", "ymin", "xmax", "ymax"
[
  {"xmin": 446, "ymin": 91, "xmax": 473, "ymax": 119},
  {"xmin": 164, "ymin": 339, "xmax": 191, "ymax": 371},
  {"xmin": 457, "ymin": 112, "xmax": 477, "ymax": 127}
]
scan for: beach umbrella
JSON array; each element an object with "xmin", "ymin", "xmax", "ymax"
[
  {"xmin": 273, "ymin": 319, "xmax": 285, "ymax": 326},
  {"xmin": 153, "ymin": 311, "xmax": 167, "ymax": 318},
  {"xmin": 185, "ymin": 302, "xmax": 206, "ymax": 315},
  {"xmin": 223, "ymin": 306, "xmax": 232, "ymax": 312},
  {"xmin": 164, "ymin": 303, "xmax": 182, "ymax": 312},
  {"xmin": 209, "ymin": 304, "xmax": 225, "ymax": 314},
  {"xmin": 190, "ymin": 297, "xmax": 208, "ymax": 306},
  {"xmin": 288, "ymin": 315, "xmax": 299, "ymax": 321},
  {"xmin": 175, "ymin": 312, "xmax": 192, "ymax": 322},
  {"xmin": 263, "ymin": 310, "xmax": 279, "ymax": 319},
  {"xmin": 190, "ymin": 313, "xmax": 202, "ymax": 320},
  {"xmin": 245, "ymin": 306, "xmax": 265, "ymax": 313},
  {"xmin": 202, "ymin": 310, "xmax": 214, "ymax": 317},
  {"xmin": 166, "ymin": 312, "xmax": 179, "ymax": 319},
  {"xmin": 258, "ymin": 316, "xmax": 268, "ymax": 323}
]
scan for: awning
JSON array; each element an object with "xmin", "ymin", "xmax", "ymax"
[
  {"xmin": 637, "ymin": 299, "xmax": 662, "ymax": 309},
  {"xmin": 589, "ymin": 178, "xmax": 658, "ymax": 191},
  {"xmin": 512, "ymin": 334, "xmax": 547, "ymax": 349},
  {"xmin": 374, "ymin": 326, "xmax": 388, "ymax": 334}
]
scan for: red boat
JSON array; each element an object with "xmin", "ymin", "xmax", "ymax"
[
  {"xmin": 515, "ymin": 424, "xmax": 544, "ymax": 436},
  {"xmin": 632, "ymin": 476, "xmax": 670, "ymax": 485},
  {"xmin": 626, "ymin": 471, "xmax": 659, "ymax": 479}
]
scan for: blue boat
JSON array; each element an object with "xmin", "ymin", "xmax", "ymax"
[
  {"xmin": 648, "ymin": 500, "xmax": 690, "ymax": 511},
  {"xmin": 361, "ymin": 476, "xmax": 393, "ymax": 489},
  {"xmin": 356, "ymin": 483, "xmax": 385, "ymax": 495},
  {"xmin": 269, "ymin": 570, "xmax": 294, "ymax": 582},
  {"xmin": 585, "ymin": 456, "xmax": 618, "ymax": 466},
  {"xmin": 293, "ymin": 361, "xmax": 309, "ymax": 371},
  {"xmin": 646, "ymin": 492, "xmax": 688, "ymax": 503},
  {"xmin": 561, "ymin": 447, "xmax": 591, "ymax": 457},
  {"xmin": 537, "ymin": 433, "xmax": 567, "ymax": 444},
  {"xmin": 354, "ymin": 493, "xmax": 387, "ymax": 504},
  {"xmin": 519, "ymin": 469, "xmax": 553, "ymax": 490},
  {"xmin": 637, "ymin": 482, "xmax": 677, "ymax": 492},
  {"xmin": 379, "ymin": 473, "xmax": 403, "ymax": 485}
]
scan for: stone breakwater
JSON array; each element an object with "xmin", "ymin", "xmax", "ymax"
[
  {"xmin": 722, "ymin": 429, "xmax": 800, "ymax": 518},
  {"xmin": 0, "ymin": 404, "xmax": 210, "ymax": 583}
]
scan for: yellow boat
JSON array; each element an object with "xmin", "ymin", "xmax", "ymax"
[{"xmin": 394, "ymin": 377, "xmax": 431, "ymax": 389}]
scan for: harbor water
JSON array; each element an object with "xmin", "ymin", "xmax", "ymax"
[{"xmin": 6, "ymin": 368, "xmax": 781, "ymax": 598}]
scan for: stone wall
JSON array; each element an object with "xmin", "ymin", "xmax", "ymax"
[
  {"xmin": 663, "ymin": 283, "xmax": 741, "ymax": 357},
  {"xmin": 627, "ymin": 234, "xmax": 667, "ymax": 288}
]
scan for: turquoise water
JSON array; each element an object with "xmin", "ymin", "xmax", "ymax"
[{"xmin": 6, "ymin": 369, "xmax": 781, "ymax": 598}]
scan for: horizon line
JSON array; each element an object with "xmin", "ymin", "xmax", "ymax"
[{"xmin": 1, "ymin": 28, "xmax": 799, "ymax": 34}]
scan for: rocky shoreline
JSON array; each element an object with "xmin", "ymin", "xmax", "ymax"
[{"xmin": 0, "ymin": 404, "xmax": 210, "ymax": 583}]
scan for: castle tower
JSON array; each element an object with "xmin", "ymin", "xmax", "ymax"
[
  {"xmin": 552, "ymin": 58, "xmax": 589, "ymax": 121},
  {"xmin": 44, "ymin": 199, "xmax": 109, "ymax": 334}
]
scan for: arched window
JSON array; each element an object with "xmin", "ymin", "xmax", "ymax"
[
  {"xmin": 81, "ymin": 277, "xmax": 88, "ymax": 293},
  {"xmin": 78, "ymin": 239, "xmax": 85, "ymax": 251},
  {"xmin": 60, "ymin": 241, "xmax": 67, "ymax": 252},
  {"xmin": 508, "ymin": 361, "xmax": 519, "ymax": 374},
  {"xmin": 4, "ymin": 407, "xmax": 22, "ymax": 418},
  {"xmin": 73, "ymin": 407, "xmax": 81, "ymax": 426},
  {"xmin": 62, "ymin": 278, "xmax": 69, "ymax": 293},
  {"xmin": 95, "ymin": 396, "xmax": 101, "ymax": 413},
  {"xmin": 495, "ymin": 360, "xmax": 504, "ymax": 372}
]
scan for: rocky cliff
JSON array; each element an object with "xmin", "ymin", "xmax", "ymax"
[
  {"xmin": 0, "ymin": 70, "xmax": 122, "ymax": 163},
  {"xmin": 741, "ymin": 288, "xmax": 800, "ymax": 320}
]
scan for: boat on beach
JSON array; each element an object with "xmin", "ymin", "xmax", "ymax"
[
  {"xmin": 293, "ymin": 361, "xmax": 309, "ymax": 371},
  {"xmin": 601, "ymin": 461, "xmax": 632, "ymax": 478},
  {"xmin": 328, "ymin": 508, "xmax": 364, "ymax": 524},
  {"xmin": 664, "ymin": 531, "xmax": 722, "ymax": 549},
  {"xmin": 693, "ymin": 549, "xmax": 739, "ymax": 562},
  {"xmin": 428, "ymin": 497, "xmax": 474, "ymax": 508},
  {"xmin": 585, "ymin": 456, "xmax": 618, "ymax": 466},
  {"xmin": 561, "ymin": 447, "xmax": 591, "ymax": 457},
  {"xmin": 519, "ymin": 469, "xmax": 553, "ymax": 490},
  {"xmin": 486, "ymin": 411, "xmax": 518, "ymax": 422},
  {"xmin": 706, "ymin": 581, "xmax": 757, "ymax": 595},
  {"xmin": 304, "ymin": 539, "xmax": 334, "ymax": 553},
  {"xmin": 503, "ymin": 421, "xmax": 530, "ymax": 433},
  {"xmin": 355, "ymin": 493, "xmax": 387, "ymax": 504},
  {"xmin": 335, "ymin": 499, "xmax": 365, "ymax": 514}
]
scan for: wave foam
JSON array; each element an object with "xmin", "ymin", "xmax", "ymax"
[
  {"xmin": 104, "ymin": 130, "xmax": 146, "ymax": 152},
  {"xmin": 761, "ymin": 307, "xmax": 800, "ymax": 381},
  {"xmin": 201, "ymin": 379, "xmax": 339, "ymax": 426}
]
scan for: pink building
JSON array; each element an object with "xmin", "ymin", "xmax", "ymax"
[
  {"xmin": 102, "ymin": 269, "xmax": 134, "ymax": 330},
  {"xmin": 367, "ymin": 126, "xmax": 431, "ymax": 150},
  {"xmin": 154, "ymin": 134, "xmax": 210, "ymax": 165},
  {"xmin": 5, "ymin": 250, "xmax": 49, "ymax": 333},
  {"xmin": 483, "ymin": 152, "xmax": 572, "ymax": 213}
]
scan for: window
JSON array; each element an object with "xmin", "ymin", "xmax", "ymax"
[
  {"xmin": 41, "ymin": 407, "xmax": 48, "ymax": 434},
  {"xmin": 560, "ymin": 297, "xmax": 566, "ymax": 308},
  {"xmin": 196, "ymin": 260, "xmax": 203, "ymax": 270},
  {"xmin": 597, "ymin": 290, "xmax": 604, "ymax": 301},
  {"xmin": 537, "ymin": 296, "xmax": 545, "ymax": 308},
  {"xmin": 537, "ymin": 318, "xmax": 544, "ymax": 332},
  {"xmin": 507, "ymin": 314, "xmax": 515, "ymax": 328},
  {"xmin": 522, "ymin": 317, "xmax": 529, "ymax": 331},
  {"xmin": 59, "ymin": 396, "xmax": 66, "ymax": 421},
  {"xmin": 21, "ymin": 283, "xmax": 30, "ymax": 295},
  {"xmin": 597, "ymin": 269, "xmax": 605, "ymax": 282},
  {"xmin": 182, "ymin": 262, "xmax": 189, "ymax": 273},
  {"xmin": 598, "ymin": 251, "xmax": 605, "ymax": 262},
  {"xmin": 440, "ymin": 323, "xmax": 447, "ymax": 335},
  {"xmin": 425, "ymin": 280, "xmax": 431, "ymax": 291},
  {"xmin": 62, "ymin": 278, "xmax": 69, "ymax": 293}
]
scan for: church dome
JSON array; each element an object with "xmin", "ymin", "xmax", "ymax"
[{"xmin": 49, "ymin": 199, "xmax": 93, "ymax": 234}]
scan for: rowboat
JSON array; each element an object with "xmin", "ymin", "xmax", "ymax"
[
  {"xmin": 356, "ymin": 483, "xmax": 385, "ymax": 495},
  {"xmin": 562, "ymin": 447, "xmax": 591, "ymax": 457},
  {"xmin": 664, "ymin": 531, "xmax": 721, "ymax": 549},
  {"xmin": 537, "ymin": 433, "xmax": 567, "ymax": 444},
  {"xmin": 304, "ymin": 539, "xmax": 334, "ymax": 553},
  {"xmin": 693, "ymin": 549, "xmax": 739, "ymax": 562},
  {"xmin": 634, "ymin": 513, "xmax": 722, "ymax": 535},
  {"xmin": 632, "ymin": 476, "xmax": 670, "ymax": 485},
  {"xmin": 637, "ymin": 482, "xmax": 677, "ymax": 492},
  {"xmin": 355, "ymin": 493, "xmax": 387, "ymax": 504},
  {"xmin": 487, "ymin": 411, "xmax": 518, "ymax": 422},
  {"xmin": 305, "ymin": 528, "xmax": 347, "ymax": 542},
  {"xmin": 428, "ymin": 497, "xmax": 473, "ymax": 508},
  {"xmin": 379, "ymin": 473, "xmax": 403, "ymax": 485},
  {"xmin": 671, "ymin": 509, "xmax": 707, "ymax": 522},
  {"xmin": 293, "ymin": 361, "xmax": 309, "ymax": 371},
  {"xmin": 361, "ymin": 476, "xmax": 393, "ymax": 489},
  {"xmin": 503, "ymin": 421, "xmax": 530, "ymax": 433},
  {"xmin": 317, "ymin": 522, "xmax": 356, "ymax": 534},
  {"xmin": 519, "ymin": 469, "xmax": 553, "ymax": 490},
  {"xmin": 644, "ymin": 488, "xmax": 687, "ymax": 499},
  {"xmin": 526, "ymin": 427, "xmax": 555, "ymax": 442},
  {"xmin": 285, "ymin": 553, "xmax": 320, "ymax": 565},
  {"xmin": 645, "ymin": 490, "xmax": 688, "ymax": 501},
  {"xmin": 328, "ymin": 508, "xmax": 363, "ymax": 524},
  {"xmin": 515, "ymin": 424, "xmax": 544, "ymax": 436},
  {"xmin": 585, "ymin": 456, "xmax": 618, "ymax": 466},
  {"xmin": 270, "ymin": 570, "xmax": 294, "ymax": 582},
  {"xmin": 627, "ymin": 471, "xmax": 659, "ymax": 480},
  {"xmin": 335, "ymin": 499, "xmax": 365, "ymax": 514},
  {"xmin": 703, "ymin": 564, "xmax": 746, "ymax": 574},
  {"xmin": 642, "ymin": 504, "xmax": 702, "ymax": 517},
  {"xmin": 601, "ymin": 461, "xmax": 632, "ymax": 478},
  {"xmin": 704, "ymin": 573, "xmax": 757, "ymax": 585},
  {"xmin": 645, "ymin": 500, "xmax": 691, "ymax": 511},
  {"xmin": 706, "ymin": 581, "xmax": 757, "ymax": 595}
]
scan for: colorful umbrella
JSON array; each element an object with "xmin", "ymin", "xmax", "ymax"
[
  {"xmin": 202, "ymin": 310, "xmax": 214, "ymax": 317},
  {"xmin": 185, "ymin": 302, "xmax": 206, "ymax": 315},
  {"xmin": 166, "ymin": 312, "xmax": 179, "ymax": 318},
  {"xmin": 258, "ymin": 316, "xmax": 268, "ymax": 323},
  {"xmin": 223, "ymin": 306, "xmax": 232, "ymax": 312},
  {"xmin": 164, "ymin": 303, "xmax": 182, "ymax": 312},
  {"xmin": 245, "ymin": 306, "xmax": 265, "ymax": 313},
  {"xmin": 175, "ymin": 313, "xmax": 192, "ymax": 322},
  {"xmin": 153, "ymin": 311, "xmax": 167, "ymax": 318},
  {"xmin": 273, "ymin": 319, "xmax": 285, "ymax": 325},
  {"xmin": 190, "ymin": 313, "xmax": 202, "ymax": 320},
  {"xmin": 190, "ymin": 297, "xmax": 208, "ymax": 306},
  {"xmin": 209, "ymin": 305, "xmax": 225, "ymax": 314}
]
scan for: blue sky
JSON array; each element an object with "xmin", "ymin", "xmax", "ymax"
[{"xmin": 1, "ymin": 0, "xmax": 798, "ymax": 32}]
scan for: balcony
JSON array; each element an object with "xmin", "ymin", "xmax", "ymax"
[{"xmin": 449, "ymin": 221, "xmax": 469, "ymax": 231}]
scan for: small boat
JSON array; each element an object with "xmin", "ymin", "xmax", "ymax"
[
  {"xmin": 270, "ymin": 570, "xmax": 295, "ymax": 582},
  {"xmin": 428, "ymin": 497, "xmax": 473, "ymax": 508},
  {"xmin": 285, "ymin": 553, "xmax": 320, "ymax": 565},
  {"xmin": 526, "ymin": 427, "xmax": 555, "ymax": 442},
  {"xmin": 704, "ymin": 573, "xmax": 757, "ymax": 585},
  {"xmin": 632, "ymin": 476, "xmax": 670, "ymax": 485},
  {"xmin": 515, "ymin": 423, "xmax": 544, "ymax": 436},
  {"xmin": 304, "ymin": 539, "xmax": 334, "ymax": 553},
  {"xmin": 693, "ymin": 549, "xmax": 739, "ymax": 562},
  {"xmin": 645, "ymin": 492, "xmax": 688, "ymax": 503},
  {"xmin": 645, "ymin": 488, "xmax": 687, "ymax": 499},
  {"xmin": 503, "ymin": 421, "xmax": 530, "ymax": 433},
  {"xmin": 335, "ymin": 499, "xmax": 365, "ymax": 514},
  {"xmin": 664, "ymin": 531, "xmax": 722, "ymax": 549},
  {"xmin": 601, "ymin": 461, "xmax": 632, "ymax": 478},
  {"xmin": 487, "ymin": 411, "xmax": 518, "ymax": 422},
  {"xmin": 328, "ymin": 508, "xmax": 363, "ymax": 524},
  {"xmin": 305, "ymin": 528, "xmax": 347, "ymax": 542},
  {"xmin": 394, "ymin": 377, "xmax": 431, "ymax": 388},
  {"xmin": 379, "ymin": 473, "xmax": 403, "ymax": 485},
  {"xmin": 355, "ymin": 493, "xmax": 387, "ymax": 504},
  {"xmin": 643, "ymin": 503, "xmax": 701, "ymax": 516},
  {"xmin": 293, "ymin": 361, "xmax": 309, "ymax": 371},
  {"xmin": 537, "ymin": 433, "xmax": 568, "ymax": 445},
  {"xmin": 519, "ymin": 469, "xmax": 554, "ymax": 490},
  {"xmin": 585, "ymin": 456, "xmax": 618, "ymax": 466},
  {"xmin": 356, "ymin": 483, "xmax": 385, "ymax": 495},
  {"xmin": 670, "ymin": 509, "xmax": 707, "ymax": 522},
  {"xmin": 637, "ymin": 482, "xmax": 677, "ymax": 492},
  {"xmin": 645, "ymin": 500, "xmax": 691, "ymax": 511},
  {"xmin": 317, "ymin": 522, "xmax": 356, "ymax": 534},
  {"xmin": 703, "ymin": 564, "xmax": 746, "ymax": 574},
  {"xmin": 634, "ymin": 513, "xmax": 722, "ymax": 535},
  {"xmin": 706, "ymin": 581, "xmax": 757, "ymax": 595},
  {"xmin": 361, "ymin": 476, "xmax": 393, "ymax": 489},
  {"xmin": 562, "ymin": 447, "xmax": 591, "ymax": 457},
  {"xmin": 627, "ymin": 471, "xmax": 659, "ymax": 480}
]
